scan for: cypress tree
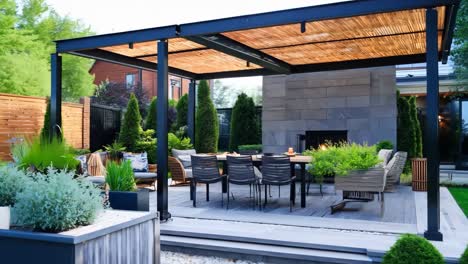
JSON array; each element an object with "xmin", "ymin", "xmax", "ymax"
[
  {"xmin": 408, "ymin": 96, "xmax": 423, "ymax": 157},
  {"xmin": 195, "ymin": 80, "xmax": 219, "ymax": 153},
  {"xmin": 229, "ymin": 93, "xmax": 259, "ymax": 151},
  {"xmin": 119, "ymin": 93, "xmax": 142, "ymax": 152},
  {"xmin": 397, "ymin": 93, "xmax": 414, "ymax": 156},
  {"xmin": 145, "ymin": 97, "xmax": 157, "ymax": 132},
  {"xmin": 176, "ymin": 94, "xmax": 188, "ymax": 129},
  {"xmin": 40, "ymin": 98, "xmax": 63, "ymax": 142}
]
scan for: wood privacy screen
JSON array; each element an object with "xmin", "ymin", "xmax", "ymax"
[{"xmin": 0, "ymin": 93, "xmax": 90, "ymax": 161}]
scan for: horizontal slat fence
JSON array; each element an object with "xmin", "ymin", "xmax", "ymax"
[{"xmin": 0, "ymin": 93, "xmax": 90, "ymax": 161}]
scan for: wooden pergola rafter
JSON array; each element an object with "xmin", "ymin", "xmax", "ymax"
[{"xmin": 51, "ymin": 0, "xmax": 460, "ymax": 241}]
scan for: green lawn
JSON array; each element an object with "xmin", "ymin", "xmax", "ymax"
[{"xmin": 449, "ymin": 187, "xmax": 468, "ymax": 217}]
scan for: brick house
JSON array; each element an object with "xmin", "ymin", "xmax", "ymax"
[{"xmin": 89, "ymin": 61, "xmax": 190, "ymax": 100}]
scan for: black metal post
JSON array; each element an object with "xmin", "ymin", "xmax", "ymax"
[
  {"xmin": 50, "ymin": 53, "xmax": 62, "ymax": 139},
  {"xmin": 424, "ymin": 7, "xmax": 443, "ymax": 241},
  {"xmin": 138, "ymin": 69, "xmax": 143, "ymax": 91},
  {"xmin": 156, "ymin": 39, "xmax": 171, "ymax": 221},
  {"xmin": 187, "ymin": 79, "xmax": 196, "ymax": 144}
]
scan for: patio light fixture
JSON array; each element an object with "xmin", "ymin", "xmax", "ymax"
[{"xmin": 300, "ymin": 21, "xmax": 306, "ymax": 33}]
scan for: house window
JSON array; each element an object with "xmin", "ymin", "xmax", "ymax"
[
  {"xmin": 126, "ymin": 73, "xmax": 136, "ymax": 89},
  {"xmin": 170, "ymin": 79, "xmax": 181, "ymax": 100}
]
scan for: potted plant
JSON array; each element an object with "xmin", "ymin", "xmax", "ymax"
[
  {"xmin": 0, "ymin": 166, "xmax": 27, "ymax": 229},
  {"xmin": 0, "ymin": 167, "xmax": 159, "ymax": 263},
  {"xmin": 106, "ymin": 160, "xmax": 149, "ymax": 211},
  {"xmin": 304, "ymin": 142, "xmax": 381, "ymax": 183},
  {"xmin": 104, "ymin": 141, "xmax": 126, "ymax": 163}
]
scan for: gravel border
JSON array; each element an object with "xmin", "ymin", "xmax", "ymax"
[{"xmin": 162, "ymin": 251, "xmax": 266, "ymax": 264}]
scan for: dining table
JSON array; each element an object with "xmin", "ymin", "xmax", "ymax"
[{"xmin": 215, "ymin": 154, "xmax": 312, "ymax": 208}]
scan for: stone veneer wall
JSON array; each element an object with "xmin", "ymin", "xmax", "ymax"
[{"xmin": 262, "ymin": 66, "xmax": 396, "ymax": 154}]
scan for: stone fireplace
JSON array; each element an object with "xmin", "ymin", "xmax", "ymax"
[{"xmin": 262, "ymin": 67, "xmax": 396, "ymax": 154}]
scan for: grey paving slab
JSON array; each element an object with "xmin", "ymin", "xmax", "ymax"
[{"xmin": 152, "ymin": 183, "xmax": 417, "ymax": 225}]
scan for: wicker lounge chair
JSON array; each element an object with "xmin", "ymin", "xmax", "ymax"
[{"xmin": 168, "ymin": 156, "xmax": 192, "ymax": 185}]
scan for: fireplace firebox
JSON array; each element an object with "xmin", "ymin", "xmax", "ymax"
[{"xmin": 296, "ymin": 130, "xmax": 348, "ymax": 152}]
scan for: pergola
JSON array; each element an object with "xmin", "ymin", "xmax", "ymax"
[{"xmin": 52, "ymin": 0, "xmax": 460, "ymax": 241}]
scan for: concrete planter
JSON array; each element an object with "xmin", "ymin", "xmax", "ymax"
[
  {"xmin": 0, "ymin": 206, "xmax": 10, "ymax": 229},
  {"xmin": 108, "ymin": 189, "xmax": 150, "ymax": 211},
  {"xmin": 0, "ymin": 210, "xmax": 159, "ymax": 264}
]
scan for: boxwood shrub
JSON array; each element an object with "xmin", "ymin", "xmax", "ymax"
[
  {"xmin": 238, "ymin": 144, "xmax": 262, "ymax": 152},
  {"xmin": 382, "ymin": 234, "xmax": 444, "ymax": 264}
]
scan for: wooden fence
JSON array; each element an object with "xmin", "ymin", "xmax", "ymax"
[{"xmin": 0, "ymin": 93, "xmax": 90, "ymax": 161}]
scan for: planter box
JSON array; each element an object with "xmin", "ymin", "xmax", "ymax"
[
  {"xmin": 412, "ymin": 158, "xmax": 427, "ymax": 192},
  {"xmin": 0, "ymin": 206, "xmax": 9, "ymax": 229},
  {"xmin": 0, "ymin": 210, "xmax": 159, "ymax": 264},
  {"xmin": 109, "ymin": 189, "xmax": 150, "ymax": 211}
]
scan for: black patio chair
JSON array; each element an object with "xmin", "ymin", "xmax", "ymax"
[
  {"xmin": 261, "ymin": 155, "xmax": 296, "ymax": 212},
  {"xmin": 190, "ymin": 155, "xmax": 227, "ymax": 207},
  {"xmin": 226, "ymin": 155, "xmax": 261, "ymax": 209}
]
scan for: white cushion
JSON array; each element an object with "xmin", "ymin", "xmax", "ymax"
[
  {"xmin": 378, "ymin": 149, "xmax": 393, "ymax": 166},
  {"xmin": 76, "ymin": 155, "xmax": 88, "ymax": 175},
  {"xmin": 172, "ymin": 149, "xmax": 196, "ymax": 168},
  {"xmin": 134, "ymin": 172, "xmax": 157, "ymax": 179},
  {"xmin": 123, "ymin": 152, "xmax": 149, "ymax": 172},
  {"xmin": 185, "ymin": 168, "xmax": 193, "ymax": 179},
  {"xmin": 86, "ymin": 176, "xmax": 105, "ymax": 185}
]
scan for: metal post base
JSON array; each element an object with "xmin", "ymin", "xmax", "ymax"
[
  {"xmin": 424, "ymin": 230, "xmax": 443, "ymax": 241},
  {"xmin": 159, "ymin": 211, "xmax": 172, "ymax": 222}
]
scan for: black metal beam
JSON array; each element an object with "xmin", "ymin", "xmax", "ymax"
[
  {"xmin": 197, "ymin": 69, "xmax": 278, "ymax": 80},
  {"xmin": 134, "ymin": 47, "xmax": 209, "ymax": 58},
  {"xmin": 55, "ymin": 0, "xmax": 459, "ymax": 54},
  {"xmin": 156, "ymin": 40, "xmax": 171, "ymax": 221},
  {"xmin": 186, "ymin": 34, "xmax": 291, "ymax": 74},
  {"xmin": 424, "ymin": 7, "xmax": 443, "ymax": 241},
  {"xmin": 187, "ymin": 80, "xmax": 196, "ymax": 144},
  {"xmin": 178, "ymin": 0, "xmax": 459, "ymax": 37},
  {"xmin": 441, "ymin": 4, "xmax": 459, "ymax": 63},
  {"xmin": 56, "ymin": 25, "xmax": 178, "ymax": 53},
  {"xmin": 197, "ymin": 54, "xmax": 428, "ymax": 80},
  {"xmin": 50, "ymin": 53, "xmax": 62, "ymax": 140},
  {"xmin": 69, "ymin": 49, "xmax": 197, "ymax": 79}
]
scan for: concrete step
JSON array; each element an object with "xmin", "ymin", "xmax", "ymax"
[
  {"xmin": 161, "ymin": 217, "xmax": 397, "ymax": 255},
  {"xmin": 161, "ymin": 234, "xmax": 375, "ymax": 264}
]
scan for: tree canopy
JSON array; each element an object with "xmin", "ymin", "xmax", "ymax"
[
  {"xmin": 0, "ymin": 0, "xmax": 95, "ymax": 101},
  {"xmin": 452, "ymin": 0, "xmax": 467, "ymax": 88},
  {"xmin": 229, "ymin": 93, "xmax": 260, "ymax": 151}
]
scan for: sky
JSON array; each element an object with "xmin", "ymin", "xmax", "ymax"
[{"xmin": 45, "ymin": 0, "xmax": 346, "ymax": 34}]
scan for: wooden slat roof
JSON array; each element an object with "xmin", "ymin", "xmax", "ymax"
[{"xmin": 56, "ymin": 1, "xmax": 459, "ymax": 79}]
